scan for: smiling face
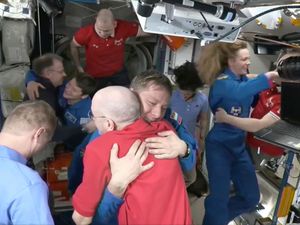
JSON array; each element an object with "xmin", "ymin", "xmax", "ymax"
[
  {"xmin": 228, "ymin": 48, "xmax": 250, "ymax": 76},
  {"xmin": 137, "ymin": 83, "xmax": 170, "ymax": 122},
  {"xmin": 63, "ymin": 78, "xmax": 84, "ymax": 102}
]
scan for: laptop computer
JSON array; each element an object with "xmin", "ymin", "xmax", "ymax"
[{"xmin": 254, "ymin": 81, "xmax": 300, "ymax": 153}]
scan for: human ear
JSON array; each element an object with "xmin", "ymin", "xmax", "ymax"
[
  {"xmin": 106, "ymin": 119, "xmax": 116, "ymax": 131},
  {"xmin": 34, "ymin": 127, "xmax": 46, "ymax": 140},
  {"xmin": 29, "ymin": 127, "xmax": 46, "ymax": 155}
]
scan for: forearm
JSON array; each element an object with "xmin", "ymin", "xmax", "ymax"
[
  {"xmin": 70, "ymin": 41, "xmax": 83, "ymax": 69},
  {"xmin": 224, "ymin": 113, "xmax": 278, "ymax": 132}
]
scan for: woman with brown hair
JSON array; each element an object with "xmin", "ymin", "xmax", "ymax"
[{"xmin": 197, "ymin": 41, "xmax": 278, "ymax": 225}]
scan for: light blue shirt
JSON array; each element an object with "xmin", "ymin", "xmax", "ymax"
[
  {"xmin": 170, "ymin": 89, "xmax": 208, "ymax": 136},
  {"xmin": 0, "ymin": 145, "xmax": 54, "ymax": 225}
]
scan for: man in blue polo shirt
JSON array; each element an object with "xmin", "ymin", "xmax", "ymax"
[{"xmin": 0, "ymin": 101, "xmax": 57, "ymax": 225}]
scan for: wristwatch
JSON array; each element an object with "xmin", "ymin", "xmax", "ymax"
[{"xmin": 181, "ymin": 144, "xmax": 191, "ymax": 158}]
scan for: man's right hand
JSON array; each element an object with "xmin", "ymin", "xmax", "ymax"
[
  {"xmin": 108, "ymin": 140, "xmax": 154, "ymax": 198},
  {"xmin": 26, "ymin": 81, "xmax": 45, "ymax": 100}
]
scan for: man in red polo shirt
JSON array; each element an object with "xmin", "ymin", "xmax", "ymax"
[
  {"xmin": 72, "ymin": 86, "xmax": 192, "ymax": 225},
  {"xmin": 70, "ymin": 8, "xmax": 146, "ymax": 90}
]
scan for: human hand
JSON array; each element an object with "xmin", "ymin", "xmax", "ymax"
[
  {"xmin": 265, "ymin": 71, "xmax": 279, "ymax": 80},
  {"xmin": 145, "ymin": 130, "xmax": 187, "ymax": 159},
  {"xmin": 72, "ymin": 210, "xmax": 92, "ymax": 225},
  {"xmin": 214, "ymin": 108, "xmax": 228, "ymax": 123},
  {"xmin": 108, "ymin": 140, "xmax": 154, "ymax": 198},
  {"xmin": 26, "ymin": 81, "xmax": 45, "ymax": 100},
  {"xmin": 82, "ymin": 120, "xmax": 97, "ymax": 133}
]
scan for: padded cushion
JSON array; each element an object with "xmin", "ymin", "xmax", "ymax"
[{"xmin": 2, "ymin": 19, "xmax": 33, "ymax": 65}]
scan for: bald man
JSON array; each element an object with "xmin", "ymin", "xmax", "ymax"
[
  {"xmin": 0, "ymin": 101, "xmax": 57, "ymax": 224},
  {"xmin": 70, "ymin": 8, "xmax": 146, "ymax": 90},
  {"xmin": 72, "ymin": 86, "xmax": 192, "ymax": 225}
]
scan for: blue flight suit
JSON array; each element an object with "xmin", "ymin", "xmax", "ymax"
[
  {"xmin": 68, "ymin": 130, "xmax": 99, "ymax": 194},
  {"xmin": 26, "ymin": 70, "xmax": 91, "ymax": 127},
  {"xmin": 59, "ymin": 96, "xmax": 92, "ymax": 127},
  {"xmin": 25, "ymin": 71, "xmax": 90, "ymax": 148},
  {"xmin": 203, "ymin": 69, "xmax": 271, "ymax": 225}
]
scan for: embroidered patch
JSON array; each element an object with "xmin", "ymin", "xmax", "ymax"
[
  {"xmin": 65, "ymin": 111, "xmax": 77, "ymax": 124},
  {"xmin": 230, "ymin": 106, "xmax": 242, "ymax": 117},
  {"xmin": 170, "ymin": 111, "xmax": 182, "ymax": 125},
  {"xmin": 80, "ymin": 117, "xmax": 90, "ymax": 125},
  {"xmin": 114, "ymin": 38, "xmax": 123, "ymax": 46}
]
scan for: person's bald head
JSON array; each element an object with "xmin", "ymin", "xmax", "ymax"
[
  {"xmin": 95, "ymin": 9, "xmax": 116, "ymax": 38},
  {"xmin": 91, "ymin": 86, "xmax": 141, "ymax": 132}
]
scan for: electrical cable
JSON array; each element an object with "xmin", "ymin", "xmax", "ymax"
[
  {"xmin": 200, "ymin": 11, "xmax": 213, "ymax": 31},
  {"xmin": 211, "ymin": 5, "xmax": 300, "ymax": 43}
]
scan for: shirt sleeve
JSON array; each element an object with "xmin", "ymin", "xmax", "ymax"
[
  {"xmin": 210, "ymin": 74, "xmax": 270, "ymax": 113},
  {"xmin": 200, "ymin": 94, "xmax": 209, "ymax": 114},
  {"xmin": 177, "ymin": 125, "xmax": 197, "ymax": 172},
  {"xmin": 72, "ymin": 142, "xmax": 110, "ymax": 217},
  {"xmin": 74, "ymin": 25, "xmax": 93, "ymax": 46},
  {"xmin": 11, "ymin": 182, "xmax": 54, "ymax": 225},
  {"xmin": 118, "ymin": 20, "xmax": 139, "ymax": 38},
  {"xmin": 92, "ymin": 188, "xmax": 124, "ymax": 225},
  {"xmin": 25, "ymin": 70, "xmax": 38, "ymax": 86}
]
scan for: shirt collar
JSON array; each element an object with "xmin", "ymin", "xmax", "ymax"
[{"xmin": 0, "ymin": 145, "xmax": 27, "ymax": 165}]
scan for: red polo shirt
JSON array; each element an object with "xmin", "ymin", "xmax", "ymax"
[
  {"xmin": 72, "ymin": 118, "xmax": 192, "ymax": 225},
  {"xmin": 74, "ymin": 20, "xmax": 139, "ymax": 78}
]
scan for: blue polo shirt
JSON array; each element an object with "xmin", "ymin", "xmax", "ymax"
[
  {"xmin": 0, "ymin": 145, "xmax": 54, "ymax": 225},
  {"xmin": 170, "ymin": 89, "xmax": 209, "ymax": 136}
]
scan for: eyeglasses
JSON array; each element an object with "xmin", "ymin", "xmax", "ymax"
[
  {"xmin": 88, "ymin": 111, "xmax": 107, "ymax": 120},
  {"xmin": 49, "ymin": 69, "xmax": 65, "ymax": 74}
]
